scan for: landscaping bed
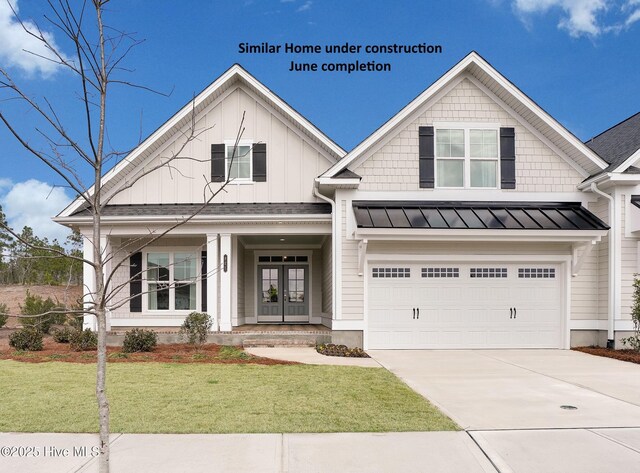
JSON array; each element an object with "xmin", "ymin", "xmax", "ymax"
[
  {"xmin": 573, "ymin": 346, "xmax": 640, "ymax": 365},
  {"xmin": 316, "ymin": 343, "xmax": 370, "ymax": 358},
  {"xmin": 0, "ymin": 336, "xmax": 295, "ymax": 365}
]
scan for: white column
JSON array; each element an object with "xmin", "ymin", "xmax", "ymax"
[
  {"xmin": 100, "ymin": 235, "xmax": 111, "ymax": 332},
  {"xmin": 219, "ymin": 233, "xmax": 232, "ymax": 331},
  {"xmin": 82, "ymin": 236, "xmax": 97, "ymax": 331},
  {"xmin": 206, "ymin": 234, "xmax": 219, "ymax": 331}
]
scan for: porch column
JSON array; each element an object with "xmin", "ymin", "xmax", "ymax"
[
  {"xmin": 82, "ymin": 236, "xmax": 97, "ymax": 331},
  {"xmin": 100, "ymin": 235, "xmax": 111, "ymax": 331},
  {"xmin": 206, "ymin": 233, "xmax": 219, "ymax": 331},
  {"xmin": 219, "ymin": 233, "xmax": 232, "ymax": 331}
]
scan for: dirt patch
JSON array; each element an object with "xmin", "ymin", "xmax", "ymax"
[
  {"xmin": 573, "ymin": 346, "xmax": 640, "ymax": 365},
  {"xmin": 0, "ymin": 285, "xmax": 82, "ymax": 328},
  {"xmin": 0, "ymin": 334, "xmax": 297, "ymax": 365}
]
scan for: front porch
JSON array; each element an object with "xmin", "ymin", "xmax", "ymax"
[{"xmin": 107, "ymin": 324, "xmax": 332, "ymax": 347}]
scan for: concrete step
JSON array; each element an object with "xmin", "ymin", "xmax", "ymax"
[{"xmin": 242, "ymin": 338, "xmax": 317, "ymax": 348}]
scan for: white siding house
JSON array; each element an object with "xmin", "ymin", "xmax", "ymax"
[{"xmin": 56, "ymin": 53, "xmax": 640, "ymax": 349}]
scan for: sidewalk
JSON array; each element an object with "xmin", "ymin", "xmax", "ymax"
[{"xmin": 0, "ymin": 432, "xmax": 496, "ymax": 473}]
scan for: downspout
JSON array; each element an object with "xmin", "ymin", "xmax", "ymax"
[
  {"xmin": 313, "ymin": 182, "xmax": 337, "ymax": 324},
  {"xmin": 590, "ymin": 182, "xmax": 615, "ymax": 347}
]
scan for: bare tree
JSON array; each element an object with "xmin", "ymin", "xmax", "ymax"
[{"xmin": 0, "ymin": 2, "xmax": 246, "ymax": 471}]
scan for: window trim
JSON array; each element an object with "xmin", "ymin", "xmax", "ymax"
[
  {"xmin": 142, "ymin": 248, "xmax": 201, "ymax": 313},
  {"xmin": 434, "ymin": 123, "xmax": 501, "ymax": 189},
  {"xmin": 224, "ymin": 139, "xmax": 253, "ymax": 183}
]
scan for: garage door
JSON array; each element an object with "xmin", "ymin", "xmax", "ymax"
[{"xmin": 367, "ymin": 262, "xmax": 563, "ymax": 349}]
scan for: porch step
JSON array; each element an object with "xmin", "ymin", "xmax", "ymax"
[{"xmin": 242, "ymin": 338, "xmax": 317, "ymax": 348}]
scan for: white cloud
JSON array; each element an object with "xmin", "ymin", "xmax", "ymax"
[
  {"xmin": 297, "ymin": 1, "xmax": 313, "ymax": 12},
  {"xmin": 0, "ymin": 0, "xmax": 69, "ymax": 77},
  {"xmin": 0, "ymin": 179, "xmax": 72, "ymax": 244},
  {"xmin": 511, "ymin": 0, "xmax": 640, "ymax": 36}
]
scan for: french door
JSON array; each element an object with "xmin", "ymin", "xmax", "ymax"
[{"xmin": 257, "ymin": 265, "xmax": 309, "ymax": 323}]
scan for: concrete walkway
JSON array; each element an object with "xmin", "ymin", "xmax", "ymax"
[
  {"xmin": 246, "ymin": 346, "xmax": 382, "ymax": 367},
  {"xmin": 0, "ymin": 432, "xmax": 496, "ymax": 473}
]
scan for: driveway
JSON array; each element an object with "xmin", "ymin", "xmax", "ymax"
[{"xmin": 369, "ymin": 349, "xmax": 640, "ymax": 472}]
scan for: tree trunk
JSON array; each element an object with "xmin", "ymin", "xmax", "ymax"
[{"xmin": 96, "ymin": 307, "xmax": 110, "ymax": 472}]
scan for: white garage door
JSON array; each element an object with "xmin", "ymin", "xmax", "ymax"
[{"xmin": 367, "ymin": 262, "xmax": 563, "ymax": 349}]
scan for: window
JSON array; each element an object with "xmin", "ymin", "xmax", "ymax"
[
  {"xmin": 436, "ymin": 127, "xmax": 499, "ymax": 188},
  {"xmin": 226, "ymin": 143, "xmax": 252, "ymax": 180},
  {"xmin": 470, "ymin": 267, "xmax": 508, "ymax": 278},
  {"xmin": 422, "ymin": 267, "xmax": 459, "ymax": 278},
  {"xmin": 146, "ymin": 251, "xmax": 198, "ymax": 311},
  {"xmin": 372, "ymin": 267, "xmax": 410, "ymax": 278},
  {"xmin": 518, "ymin": 268, "xmax": 555, "ymax": 279}
]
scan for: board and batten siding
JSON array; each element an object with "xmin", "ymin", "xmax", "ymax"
[
  {"xmin": 235, "ymin": 240, "xmax": 246, "ymax": 326},
  {"xmin": 352, "ymin": 78, "xmax": 584, "ymax": 192},
  {"xmin": 108, "ymin": 86, "xmax": 334, "ymax": 205}
]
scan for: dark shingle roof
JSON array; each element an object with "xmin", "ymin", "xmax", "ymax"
[
  {"xmin": 71, "ymin": 203, "xmax": 332, "ymax": 217},
  {"xmin": 333, "ymin": 168, "xmax": 361, "ymax": 179},
  {"xmin": 585, "ymin": 112, "xmax": 640, "ymax": 170},
  {"xmin": 353, "ymin": 201, "xmax": 609, "ymax": 231}
]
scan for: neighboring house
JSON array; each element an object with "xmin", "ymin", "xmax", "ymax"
[{"xmin": 55, "ymin": 52, "xmax": 640, "ymax": 350}]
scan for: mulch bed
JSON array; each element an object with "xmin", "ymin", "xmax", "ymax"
[
  {"xmin": 0, "ymin": 336, "xmax": 297, "ymax": 365},
  {"xmin": 573, "ymin": 346, "xmax": 640, "ymax": 365},
  {"xmin": 316, "ymin": 343, "xmax": 370, "ymax": 358}
]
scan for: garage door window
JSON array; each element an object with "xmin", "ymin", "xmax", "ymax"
[
  {"xmin": 422, "ymin": 267, "xmax": 459, "ymax": 278},
  {"xmin": 470, "ymin": 267, "xmax": 507, "ymax": 278},
  {"xmin": 518, "ymin": 268, "xmax": 555, "ymax": 279},
  {"xmin": 372, "ymin": 267, "xmax": 410, "ymax": 278}
]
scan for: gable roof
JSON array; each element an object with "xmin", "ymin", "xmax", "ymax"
[
  {"xmin": 58, "ymin": 64, "xmax": 347, "ymax": 218},
  {"xmin": 321, "ymin": 51, "xmax": 608, "ymax": 179},
  {"xmin": 585, "ymin": 112, "xmax": 640, "ymax": 173}
]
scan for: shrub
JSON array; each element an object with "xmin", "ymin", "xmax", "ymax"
[
  {"xmin": 9, "ymin": 327, "xmax": 44, "ymax": 351},
  {"xmin": 622, "ymin": 277, "xmax": 640, "ymax": 351},
  {"xmin": 122, "ymin": 329, "xmax": 158, "ymax": 353},
  {"xmin": 52, "ymin": 326, "xmax": 77, "ymax": 343},
  {"xmin": 20, "ymin": 290, "xmax": 65, "ymax": 333},
  {"xmin": 0, "ymin": 302, "xmax": 8, "ymax": 328},
  {"xmin": 70, "ymin": 328, "xmax": 97, "ymax": 351},
  {"xmin": 179, "ymin": 312, "xmax": 212, "ymax": 345}
]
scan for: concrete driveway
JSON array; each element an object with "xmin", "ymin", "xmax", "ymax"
[{"xmin": 369, "ymin": 349, "xmax": 640, "ymax": 473}]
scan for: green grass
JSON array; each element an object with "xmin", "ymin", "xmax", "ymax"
[{"xmin": 0, "ymin": 360, "xmax": 457, "ymax": 433}]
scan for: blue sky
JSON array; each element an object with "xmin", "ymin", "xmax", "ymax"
[{"xmin": 0, "ymin": 0, "xmax": 639, "ymax": 242}]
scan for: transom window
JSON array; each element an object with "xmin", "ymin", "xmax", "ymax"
[
  {"xmin": 226, "ymin": 143, "xmax": 252, "ymax": 180},
  {"xmin": 436, "ymin": 127, "xmax": 499, "ymax": 188},
  {"xmin": 422, "ymin": 267, "xmax": 460, "ymax": 278},
  {"xmin": 146, "ymin": 251, "xmax": 198, "ymax": 311},
  {"xmin": 518, "ymin": 268, "xmax": 555, "ymax": 279}
]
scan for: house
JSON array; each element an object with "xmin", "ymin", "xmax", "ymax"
[{"xmin": 55, "ymin": 52, "xmax": 640, "ymax": 350}]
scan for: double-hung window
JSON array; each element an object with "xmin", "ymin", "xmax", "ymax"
[
  {"xmin": 146, "ymin": 251, "xmax": 198, "ymax": 311},
  {"xmin": 436, "ymin": 126, "xmax": 499, "ymax": 188},
  {"xmin": 225, "ymin": 141, "xmax": 252, "ymax": 181}
]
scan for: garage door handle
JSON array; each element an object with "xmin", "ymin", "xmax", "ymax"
[
  {"xmin": 514, "ymin": 308, "xmax": 517, "ymax": 319},
  {"xmin": 416, "ymin": 308, "xmax": 420, "ymax": 319},
  {"xmin": 510, "ymin": 307, "xmax": 513, "ymax": 319},
  {"xmin": 413, "ymin": 308, "xmax": 415, "ymax": 319}
]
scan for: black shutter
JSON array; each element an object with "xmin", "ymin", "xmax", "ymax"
[
  {"xmin": 419, "ymin": 126, "xmax": 435, "ymax": 188},
  {"xmin": 211, "ymin": 143, "xmax": 225, "ymax": 182},
  {"xmin": 130, "ymin": 252, "xmax": 142, "ymax": 313},
  {"xmin": 500, "ymin": 127, "xmax": 516, "ymax": 189},
  {"xmin": 253, "ymin": 143, "xmax": 267, "ymax": 182},
  {"xmin": 201, "ymin": 251, "xmax": 207, "ymax": 312}
]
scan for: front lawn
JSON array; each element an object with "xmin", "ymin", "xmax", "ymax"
[{"xmin": 0, "ymin": 361, "xmax": 457, "ymax": 433}]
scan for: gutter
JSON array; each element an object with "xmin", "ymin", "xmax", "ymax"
[
  {"xmin": 590, "ymin": 182, "xmax": 616, "ymax": 347},
  {"xmin": 313, "ymin": 183, "xmax": 337, "ymax": 322}
]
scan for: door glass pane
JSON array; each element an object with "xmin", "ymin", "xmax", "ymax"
[
  {"xmin": 437, "ymin": 160, "xmax": 464, "ymax": 187},
  {"xmin": 262, "ymin": 268, "xmax": 278, "ymax": 303},
  {"xmin": 288, "ymin": 268, "xmax": 305, "ymax": 303},
  {"xmin": 470, "ymin": 160, "xmax": 497, "ymax": 187}
]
